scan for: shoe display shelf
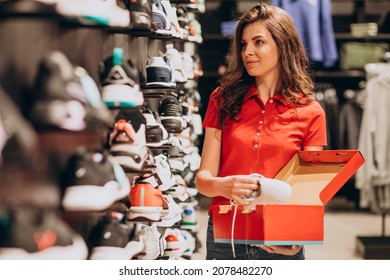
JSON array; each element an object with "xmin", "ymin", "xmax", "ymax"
[{"xmin": 0, "ymin": 0, "xmax": 205, "ymax": 261}]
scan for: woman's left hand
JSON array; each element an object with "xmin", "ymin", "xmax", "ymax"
[{"xmin": 252, "ymin": 245, "xmax": 302, "ymax": 256}]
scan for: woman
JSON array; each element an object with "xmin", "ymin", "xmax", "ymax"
[{"xmin": 195, "ymin": 3, "xmax": 327, "ymax": 260}]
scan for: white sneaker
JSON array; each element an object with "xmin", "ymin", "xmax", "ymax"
[
  {"xmin": 160, "ymin": 0, "xmax": 183, "ymax": 39},
  {"xmin": 135, "ymin": 223, "xmax": 164, "ymax": 260},
  {"xmin": 180, "ymin": 230, "xmax": 196, "ymax": 257},
  {"xmin": 153, "ymin": 154, "xmax": 176, "ymax": 191},
  {"xmin": 242, "ymin": 173, "xmax": 292, "ymax": 212},
  {"xmin": 154, "ymin": 194, "xmax": 183, "ymax": 227},
  {"xmin": 164, "ymin": 43, "xmax": 187, "ymax": 83},
  {"xmin": 180, "ymin": 204, "xmax": 197, "ymax": 231}
]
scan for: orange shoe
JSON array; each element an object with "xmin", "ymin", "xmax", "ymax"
[{"xmin": 128, "ymin": 174, "xmax": 166, "ymax": 222}]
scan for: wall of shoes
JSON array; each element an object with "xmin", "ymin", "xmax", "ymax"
[{"xmin": 0, "ymin": 0, "xmax": 205, "ymax": 260}]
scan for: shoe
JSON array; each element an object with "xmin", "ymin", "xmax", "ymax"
[
  {"xmin": 163, "ymin": 228, "xmax": 185, "ymax": 259},
  {"xmin": 30, "ymin": 51, "xmax": 112, "ymax": 131},
  {"xmin": 159, "ymin": 0, "xmax": 182, "ymax": 38},
  {"xmin": 176, "ymin": 5, "xmax": 190, "ymax": 40},
  {"xmin": 165, "ymin": 136, "xmax": 188, "ymax": 172},
  {"xmin": 61, "ymin": 148, "xmax": 130, "ymax": 212},
  {"xmin": 0, "ymin": 205, "xmax": 88, "ymax": 260},
  {"xmin": 151, "ymin": 1, "xmax": 172, "ymax": 36},
  {"xmin": 180, "ymin": 204, "xmax": 197, "ymax": 231},
  {"xmin": 143, "ymin": 109, "xmax": 168, "ymax": 147},
  {"xmin": 134, "ymin": 223, "xmax": 165, "ymax": 260},
  {"xmin": 158, "ymin": 95, "xmax": 186, "ymax": 133},
  {"xmin": 241, "ymin": 173, "xmax": 292, "ymax": 212},
  {"xmin": 164, "ymin": 43, "xmax": 187, "ymax": 83},
  {"xmin": 99, "ymin": 48, "xmax": 144, "ymax": 108},
  {"xmin": 56, "ymin": 0, "xmax": 130, "ymax": 27},
  {"xmin": 128, "ymin": 174, "xmax": 167, "ymax": 222},
  {"xmin": 145, "ymin": 55, "xmax": 176, "ymax": 89},
  {"xmin": 188, "ymin": 17, "xmax": 202, "ymax": 43},
  {"xmin": 165, "ymin": 174, "xmax": 189, "ymax": 202},
  {"xmin": 180, "ymin": 229, "xmax": 196, "ymax": 257},
  {"xmin": 153, "ymin": 154, "xmax": 176, "ymax": 191},
  {"xmin": 124, "ymin": 0, "xmax": 153, "ymax": 31},
  {"xmin": 154, "ymin": 194, "xmax": 183, "ymax": 227},
  {"xmin": 88, "ymin": 211, "xmax": 143, "ymax": 260},
  {"xmin": 107, "ymin": 112, "xmax": 152, "ymax": 172}
]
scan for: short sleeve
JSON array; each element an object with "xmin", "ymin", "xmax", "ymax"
[
  {"xmin": 202, "ymin": 87, "xmax": 221, "ymax": 129},
  {"xmin": 302, "ymin": 101, "xmax": 328, "ymax": 147}
]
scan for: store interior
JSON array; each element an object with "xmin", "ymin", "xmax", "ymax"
[{"xmin": 1, "ymin": 0, "xmax": 390, "ymax": 260}]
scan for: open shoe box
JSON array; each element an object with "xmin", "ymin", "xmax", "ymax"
[{"xmin": 212, "ymin": 150, "xmax": 365, "ymax": 245}]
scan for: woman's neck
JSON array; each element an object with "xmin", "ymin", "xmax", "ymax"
[{"xmin": 255, "ymin": 77, "xmax": 281, "ymax": 103}]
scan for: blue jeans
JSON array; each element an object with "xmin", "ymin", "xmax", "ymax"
[{"xmin": 206, "ymin": 216, "xmax": 305, "ymax": 260}]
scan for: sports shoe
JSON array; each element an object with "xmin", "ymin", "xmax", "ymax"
[
  {"xmin": 30, "ymin": 51, "xmax": 112, "ymax": 131},
  {"xmin": 180, "ymin": 204, "xmax": 197, "ymax": 231},
  {"xmin": 160, "ymin": 0, "xmax": 182, "ymax": 38},
  {"xmin": 165, "ymin": 136, "xmax": 188, "ymax": 172},
  {"xmin": 158, "ymin": 95, "xmax": 186, "ymax": 133},
  {"xmin": 143, "ymin": 109, "xmax": 168, "ymax": 147},
  {"xmin": 99, "ymin": 48, "xmax": 144, "ymax": 108},
  {"xmin": 176, "ymin": 5, "xmax": 190, "ymax": 40},
  {"xmin": 163, "ymin": 228, "xmax": 185, "ymax": 259},
  {"xmin": 145, "ymin": 55, "xmax": 176, "ymax": 89},
  {"xmin": 180, "ymin": 229, "xmax": 196, "ymax": 257},
  {"xmin": 60, "ymin": 148, "xmax": 130, "ymax": 212},
  {"xmin": 165, "ymin": 174, "xmax": 189, "ymax": 202},
  {"xmin": 107, "ymin": 113, "xmax": 152, "ymax": 172},
  {"xmin": 124, "ymin": 0, "xmax": 153, "ymax": 31},
  {"xmin": 134, "ymin": 223, "xmax": 166, "ymax": 260},
  {"xmin": 154, "ymin": 194, "xmax": 183, "ymax": 227},
  {"xmin": 128, "ymin": 174, "xmax": 167, "ymax": 222},
  {"xmin": 151, "ymin": 0, "xmax": 172, "ymax": 36},
  {"xmin": 88, "ymin": 211, "xmax": 144, "ymax": 260},
  {"xmin": 56, "ymin": 0, "xmax": 130, "ymax": 27},
  {"xmin": 153, "ymin": 154, "xmax": 176, "ymax": 191},
  {"xmin": 188, "ymin": 16, "xmax": 202, "ymax": 43},
  {"xmin": 164, "ymin": 43, "xmax": 187, "ymax": 83},
  {"xmin": 241, "ymin": 173, "xmax": 292, "ymax": 212},
  {"xmin": 0, "ymin": 205, "xmax": 88, "ymax": 260}
]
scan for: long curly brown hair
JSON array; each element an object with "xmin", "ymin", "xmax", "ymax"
[{"xmin": 217, "ymin": 3, "xmax": 314, "ymax": 128}]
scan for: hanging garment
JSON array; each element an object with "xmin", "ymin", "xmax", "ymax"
[
  {"xmin": 338, "ymin": 90, "xmax": 364, "ymax": 150},
  {"xmin": 272, "ymin": 0, "xmax": 338, "ymax": 68},
  {"xmin": 356, "ymin": 70, "xmax": 390, "ymax": 209}
]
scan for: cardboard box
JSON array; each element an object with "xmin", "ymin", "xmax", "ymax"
[{"xmin": 212, "ymin": 150, "xmax": 365, "ymax": 245}]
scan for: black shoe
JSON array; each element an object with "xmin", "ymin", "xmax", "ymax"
[
  {"xmin": 158, "ymin": 95, "xmax": 186, "ymax": 133},
  {"xmin": 0, "ymin": 204, "xmax": 88, "ymax": 259},
  {"xmin": 88, "ymin": 211, "xmax": 143, "ymax": 259},
  {"xmin": 60, "ymin": 148, "xmax": 130, "ymax": 212},
  {"xmin": 124, "ymin": 0, "xmax": 153, "ymax": 31},
  {"xmin": 99, "ymin": 48, "xmax": 144, "ymax": 108},
  {"xmin": 30, "ymin": 51, "xmax": 112, "ymax": 131}
]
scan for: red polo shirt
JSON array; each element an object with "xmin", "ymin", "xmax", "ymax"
[{"xmin": 202, "ymin": 85, "xmax": 327, "ymax": 210}]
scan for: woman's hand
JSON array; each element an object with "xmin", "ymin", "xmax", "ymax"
[
  {"xmin": 252, "ymin": 245, "xmax": 302, "ymax": 256},
  {"xmin": 220, "ymin": 175, "xmax": 260, "ymax": 205}
]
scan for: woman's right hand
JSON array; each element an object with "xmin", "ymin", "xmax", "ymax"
[{"xmin": 219, "ymin": 175, "xmax": 260, "ymax": 205}]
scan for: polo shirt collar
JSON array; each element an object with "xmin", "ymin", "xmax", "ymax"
[{"xmin": 244, "ymin": 85, "xmax": 308, "ymax": 108}]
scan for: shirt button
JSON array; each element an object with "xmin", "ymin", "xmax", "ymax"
[
  {"xmin": 259, "ymin": 120, "xmax": 263, "ymax": 125},
  {"xmin": 256, "ymin": 132, "xmax": 261, "ymax": 136},
  {"xmin": 269, "ymin": 100, "xmax": 274, "ymax": 104},
  {"xmin": 262, "ymin": 110, "xmax": 265, "ymax": 114},
  {"xmin": 254, "ymin": 144, "xmax": 259, "ymax": 149}
]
